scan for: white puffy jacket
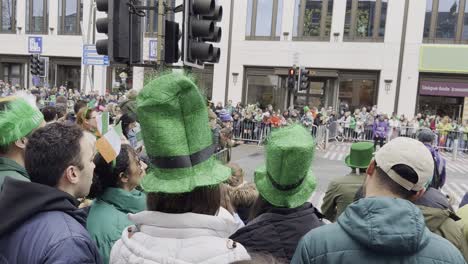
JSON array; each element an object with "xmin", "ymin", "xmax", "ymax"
[{"xmin": 109, "ymin": 208, "xmax": 250, "ymax": 264}]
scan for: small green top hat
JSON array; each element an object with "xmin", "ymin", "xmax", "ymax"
[
  {"xmin": 137, "ymin": 73, "xmax": 231, "ymax": 194},
  {"xmin": 254, "ymin": 125, "xmax": 316, "ymax": 208},
  {"xmin": 345, "ymin": 142, "xmax": 374, "ymax": 169},
  {"xmin": 0, "ymin": 96, "xmax": 44, "ymax": 146}
]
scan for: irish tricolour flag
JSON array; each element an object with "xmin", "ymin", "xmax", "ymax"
[
  {"xmin": 96, "ymin": 112, "xmax": 109, "ymax": 136},
  {"xmin": 96, "ymin": 128, "xmax": 121, "ymax": 163}
]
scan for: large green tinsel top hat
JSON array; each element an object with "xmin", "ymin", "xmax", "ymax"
[
  {"xmin": 0, "ymin": 96, "xmax": 44, "ymax": 146},
  {"xmin": 345, "ymin": 142, "xmax": 374, "ymax": 169},
  {"xmin": 137, "ymin": 73, "xmax": 231, "ymax": 193},
  {"xmin": 255, "ymin": 125, "xmax": 316, "ymax": 208}
]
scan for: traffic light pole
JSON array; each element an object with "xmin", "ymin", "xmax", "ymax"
[{"xmin": 157, "ymin": 0, "xmax": 165, "ymax": 66}]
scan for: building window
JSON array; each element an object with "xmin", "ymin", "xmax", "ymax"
[
  {"xmin": 343, "ymin": 0, "xmax": 388, "ymax": 42},
  {"xmin": 58, "ymin": 0, "xmax": 82, "ymax": 35},
  {"xmin": 245, "ymin": 0, "xmax": 283, "ymax": 40},
  {"xmin": 293, "ymin": 0, "xmax": 334, "ymax": 41},
  {"xmin": 424, "ymin": 0, "xmax": 468, "ymax": 43},
  {"xmin": 0, "ymin": 0, "xmax": 16, "ymax": 33},
  {"xmin": 26, "ymin": 0, "xmax": 48, "ymax": 34},
  {"xmin": 145, "ymin": 0, "xmax": 174, "ymax": 37},
  {"xmin": 1, "ymin": 63, "xmax": 22, "ymax": 87}
]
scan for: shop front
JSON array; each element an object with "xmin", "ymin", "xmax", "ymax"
[
  {"xmin": 418, "ymin": 45, "xmax": 468, "ymax": 122},
  {"xmin": 417, "ymin": 77, "xmax": 468, "ymax": 120},
  {"xmin": 242, "ymin": 67, "xmax": 379, "ymax": 112}
]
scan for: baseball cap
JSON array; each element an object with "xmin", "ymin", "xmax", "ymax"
[{"xmin": 374, "ymin": 137, "xmax": 434, "ymax": 191}]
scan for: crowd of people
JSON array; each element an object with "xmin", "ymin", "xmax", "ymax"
[
  {"xmin": 209, "ymin": 99, "xmax": 468, "ymax": 152},
  {"xmin": 0, "ymin": 73, "xmax": 468, "ymax": 264}
]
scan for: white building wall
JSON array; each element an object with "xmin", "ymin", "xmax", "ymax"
[
  {"xmin": 398, "ymin": 0, "xmax": 427, "ymax": 117},
  {"xmin": 210, "ymin": 0, "xmax": 421, "ymax": 116}
]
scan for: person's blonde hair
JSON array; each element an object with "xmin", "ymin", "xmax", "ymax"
[
  {"xmin": 225, "ymin": 163, "xmax": 244, "ymax": 187},
  {"xmin": 230, "ymin": 182, "xmax": 258, "ymax": 210}
]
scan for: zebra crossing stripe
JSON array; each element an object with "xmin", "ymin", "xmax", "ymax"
[
  {"xmin": 324, "ymin": 152, "xmax": 331, "ymax": 159},
  {"xmin": 337, "ymin": 153, "xmax": 344, "ymax": 161},
  {"xmin": 329, "ymin": 153, "xmax": 337, "ymax": 160},
  {"xmin": 328, "ymin": 145, "xmax": 337, "ymax": 151},
  {"xmin": 447, "ymin": 163, "xmax": 463, "ymax": 174},
  {"xmin": 446, "ymin": 165, "xmax": 456, "ymax": 173},
  {"xmin": 451, "ymin": 163, "xmax": 468, "ymax": 173}
]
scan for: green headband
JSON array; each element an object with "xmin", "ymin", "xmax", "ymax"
[{"xmin": 0, "ymin": 97, "xmax": 44, "ymax": 146}]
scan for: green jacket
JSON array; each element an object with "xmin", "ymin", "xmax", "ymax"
[
  {"xmin": 418, "ymin": 205, "xmax": 468, "ymax": 262},
  {"xmin": 0, "ymin": 157, "xmax": 29, "ymax": 188},
  {"xmin": 292, "ymin": 197, "xmax": 465, "ymax": 264},
  {"xmin": 86, "ymin": 188, "xmax": 146, "ymax": 264},
  {"xmin": 321, "ymin": 173, "xmax": 365, "ymax": 222}
]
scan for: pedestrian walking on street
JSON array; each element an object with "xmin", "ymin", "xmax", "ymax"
[
  {"xmin": 321, "ymin": 142, "xmax": 373, "ymax": 222},
  {"xmin": 0, "ymin": 96, "xmax": 45, "ymax": 188},
  {"xmin": 86, "ymin": 144, "xmax": 148, "ymax": 264},
  {"xmin": 292, "ymin": 137, "xmax": 465, "ymax": 264},
  {"xmin": 373, "ymin": 114, "xmax": 389, "ymax": 149},
  {"xmin": 109, "ymin": 73, "xmax": 250, "ymax": 264},
  {"xmin": 0, "ymin": 123, "xmax": 102, "ymax": 263},
  {"xmin": 230, "ymin": 125, "xmax": 324, "ymax": 263}
]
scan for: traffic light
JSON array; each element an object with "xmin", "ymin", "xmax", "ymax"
[
  {"xmin": 38, "ymin": 57, "xmax": 46, "ymax": 77},
  {"xmin": 30, "ymin": 55, "xmax": 40, "ymax": 76},
  {"xmin": 287, "ymin": 68, "xmax": 296, "ymax": 90},
  {"xmin": 183, "ymin": 0, "xmax": 223, "ymax": 67},
  {"xmin": 95, "ymin": 0, "xmax": 142, "ymax": 64},
  {"xmin": 299, "ymin": 67, "xmax": 310, "ymax": 91},
  {"xmin": 165, "ymin": 20, "xmax": 182, "ymax": 64}
]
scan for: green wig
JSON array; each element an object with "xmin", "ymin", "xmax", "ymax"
[{"xmin": 0, "ymin": 97, "xmax": 44, "ymax": 146}]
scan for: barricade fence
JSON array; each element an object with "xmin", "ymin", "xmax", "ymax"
[{"xmin": 231, "ymin": 120, "xmax": 468, "ymax": 159}]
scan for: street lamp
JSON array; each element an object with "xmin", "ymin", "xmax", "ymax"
[
  {"xmin": 232, "ymin": 72, "xmax": 239, "ymax": 85},
  {"xmin": 384, "ymin": 79, "xmax": 393, "ymax": 93}
]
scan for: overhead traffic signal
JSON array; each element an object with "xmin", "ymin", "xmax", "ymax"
[
  {"xmin": 30, "ymin": 55, "xmax": 40, "ymax": 76},
  {"xmin": 183, "ymin": 0, "xmax": 223, "ymax": 67},
  {"xmin": 95, "ymin": 0, "xmax": 142, "ymax": 64},
  {"xmin": 299, "ymin": 67, "xmax": 310, "ymax": 91},
  {"xmin": 165, "ymin": 20, "xmax": 182, "ymax": 64},
  {"xmin": 287, "ymin": 68, "xmax": 296, "ymax": 90},
  {"xmin": 30, "ymin": 55, "xmax": 46, "ymax": 77}
]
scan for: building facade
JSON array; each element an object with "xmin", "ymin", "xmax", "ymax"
[
  {"xmin": 209, "ymin": 0, "xmax": 468, "ymax": 120},
  {"xmin": 1, "ymin": 0, "xmax": 468, "ymax": 120}
]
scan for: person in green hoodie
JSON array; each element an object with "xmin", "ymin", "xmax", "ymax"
[
  {"xmin": 0, "ymin": 96, "xmax": 45, "ymax": 187},
  {"xmin": 292, "ymin": 137, "xmax": 465, "ymax": 264},
  {"xmin": 86, "ymin": 144, "xmax": 147, "ymax": 264}
]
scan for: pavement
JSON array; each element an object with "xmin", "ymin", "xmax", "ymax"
[{"xmin": 231, "ymin": 141, "xmax": 468, "ymax": 212}]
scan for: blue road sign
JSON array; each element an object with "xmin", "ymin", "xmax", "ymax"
[
  {"xmin": 83, "ymin": 44, "xmax": 109, "ymax": 66},
  {"xmin": 28, "ymin": 37, "xmax": 42, "ymax": 54}
]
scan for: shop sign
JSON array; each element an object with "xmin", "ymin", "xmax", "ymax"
[{"xmin": 420, "ymin": 80, "xmax": 468, "ymax": 97}]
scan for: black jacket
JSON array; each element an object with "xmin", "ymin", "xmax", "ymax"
[
  {"xmin": 0, "ymin": 177, "xmax": 102, "ymax": 264},
  {"xmin": 229, "ymin": 203, "xmax": 324, "ymax": 262}
]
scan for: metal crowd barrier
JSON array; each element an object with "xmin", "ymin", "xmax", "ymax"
[
  {"xmin": 214, "ymin": 148, "xmax": 231, "ymax": 164},
  {"xmin": 233, "ymin": 120, "xmax": 271, "ymax": 145},
  {"xmin": 324, "ymin": 123, "xmax": 468, "ymax": 160}
]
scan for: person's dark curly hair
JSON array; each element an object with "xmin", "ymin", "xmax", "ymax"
[
  {"xmin": 26, "ymin": 122, "xmax": 84, "ymax": 187},
  {"xmin": 88, "ymin": 144, "xmax": 136, "ymax": 199}
]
